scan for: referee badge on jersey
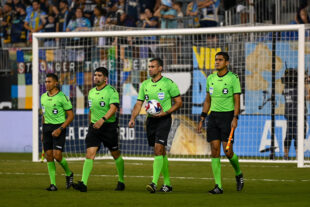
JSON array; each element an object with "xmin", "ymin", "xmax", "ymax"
[
  {"xmin": 100, "ymin": 101, "xmax": 105, "ymax": 107},
  {"xmin": 209, "ymin": 87, "xmax": 214, "ymax": 95},
  {"xmin": 158, "ymin": 92, "xmax": 165, "ymax": 100},
  {"xmin": 222, "ymin": 88, "xmax": 228, "ymax": 94},
  {"xmin": 52, "ymin": 109, "xmax": 58, "ymax": 114},
  {"xmin": 145, "ymin": 95, "xmax": 149, "ymax": 100}
]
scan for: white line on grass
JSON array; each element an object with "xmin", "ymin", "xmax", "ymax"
[{"xmin": 0, "ymin": 171, "xmax": 309, "ymax": 182}]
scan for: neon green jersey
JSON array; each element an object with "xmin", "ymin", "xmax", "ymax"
[
  {"xmin": 88, "ymin": 84, "xmax": 119, "ymax": 123},
  {"xmin": 41, "ymin": 91, "xmax": 72, "ymax": 124},
  {"xmin": 206, "ymin": 71, "xmax": 241, "ymax": 112},
  {"xmin": 137, "ymin": 76, "xmax": 180, "ymax": 112}
]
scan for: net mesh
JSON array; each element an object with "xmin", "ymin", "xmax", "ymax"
[{"xmin": 35, "ymin": 27, "xmax": 310, "ymax": 164}]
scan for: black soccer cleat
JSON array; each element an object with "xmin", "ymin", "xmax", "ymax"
[
  {"xmin": 159, "ymin": 185, "xmax": 173, "ymax": 192},
  {"xmin": 208, "ymin": 184, "xmax": 223, "ymax": 194},
  {"xmin": 236, "ymin": 173, "xmax": 244, "ymax": 191},
  {"xmin": 146, "ymin": 182, "xmax": 156, "ymax": 193},
  {"xmin": 115, "ymin": 181, "xmax": 125, "ymax": 191},
  {"xmin": 72, "ymin": 181, "xmax": 87, "ymax": 192},
  {"xmin": 46, "ymin": 184, "xmax": 58, "ymax": 191},
  {"xmin": 66, "ymin": 172, "xmax": 74, "ymax": 189}
]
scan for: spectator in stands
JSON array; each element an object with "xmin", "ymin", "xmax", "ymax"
[
  {"xmin": 292, "ymin": 7, "xmax": 310, "ymax": 24},
  {"xmin": 56, "ymin": 0, "xmax": 71, "ymax": 32},
  {"xmin": 140, "ymin": 8, "xmax": 158, "ymax": 28},
  {"xmin": 140, "ymin": 0, "xmax": 161, "ymax": 13},
  {"xmin": 66, "ymin": 7, "xmax": 91, "ymax": 32},
  {"xmin": 198, "ymin": 0, "xmax": 219, "ymax": 27},
  {"xmin": 39, "ymin": 0, "xmax": 49, "ymax": 14},
  {"xmin": 1, "ymin": 3, "xmax": 13, "ymax": 45},
  {"xmin": 154, "ymin": 0, "xmax": 177, "ymax": 29},
  {"xmin": 106, "ymin": 0, "xmax": 118, "ymax": 25},
  {"xmin": 43, "ymin": 14, "xmax": 57, "ymax": 46},
  {"xmin": 125, "ymin": 0, "xmax": 140, "ymax": 27},
  {"xmin": 173, "ymin": 1, "xmax": 183, "ymax": 28},
  {"xmin": 11, "ymin": 3, "xmax": 27, "ymax": 46},
  {"xmin": 24, "ymin": 0, "xmax": 47, "ymax": 44},
  {"xmin": 186, "ymin": 0, "xmax": 199, "ymax": 27},
  {"xmin": 93, "ymin": 5, "xmax": 106, "ymax": 46}
]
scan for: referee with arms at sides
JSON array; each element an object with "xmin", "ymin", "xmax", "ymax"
[
  {"xmin": 73, "ymin": 67, "xmax": 125, "ymax": 192},
  {"xmin": 197, "ymin": 52, "xmax": 244, "ymax": 194},
  {"xmin": 128, "ymin": 57, "xmax": 182, "ymax": 193},
  {"xmin": 41, "ymin": 73, "xmax": 74, "ymax": 191}
]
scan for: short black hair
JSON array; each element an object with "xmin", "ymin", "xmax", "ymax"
[
  {"xmin": 150, "ymin": 57, "xmax": 163, "ymax": 67},
  {"xmin": 46, "ymin": 73, "xmax": 59, "ymax": 82},
  {"xmin": 95, "ymin": 67, "xmax": 109, "ymax": 77},
  {"xmin": 215, "ymin": 52, "xmax": 230, "ymax": 61}
]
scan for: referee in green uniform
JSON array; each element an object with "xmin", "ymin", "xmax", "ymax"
[
  {"xmin": 41, "ymin": 73, "xmax": 74, "ymax": 191},
  {"xmin": 197, "ymin": 52, "xmax": 244, "ymax": 194},
  {"xmin": 129, "ymin": 57, "xmax": 182, "ymax": 193},
  {"xmin": 73, "ymin": 67, "xmax": 125, "ymax": 192}
]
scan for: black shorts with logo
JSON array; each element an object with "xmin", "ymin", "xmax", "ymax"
[
  {"xmin": 207, "ymin": 111, "xmax": 234, "ymax": 143},
  {"xmin": 43, "ymin": 124, "xmax": 66, "ymax": 151},
  {"xmin": 146, "ymin": 115, "xmax": 172, "ymax": 146},
  {"xmin": 86, "ymin": 122, "xmax": 119, "ymax": 151}
]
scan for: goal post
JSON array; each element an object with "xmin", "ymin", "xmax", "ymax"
[{"xmin": 32, "ymin": 25, "xmax": 310, "ymax": 167}]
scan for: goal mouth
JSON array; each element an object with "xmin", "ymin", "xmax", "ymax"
[{"xmin": 32, "ymin": 25, "xmax": 310, "ymax": 167}]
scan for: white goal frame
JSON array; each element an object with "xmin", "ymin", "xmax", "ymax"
[{"xmin": 32, "ymin": 25, "xmax": 309, "ymax": 167}]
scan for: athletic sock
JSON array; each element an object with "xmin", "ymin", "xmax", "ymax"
[
  {"xmin": 47, "ymin": 161, "xmax": 56, "ymax": 185},
  {"xmin": 229, "ymin": 153, "xmax": 242, "ymax": 176},
  {"xmin": 115, "ymin": 156, "xmax": 124, "ymax": 183},
  {"xmin": 161, "ymin": 155, "xmax": 171, "ymax": 186},
  {"xmin": 152, "ymin": 155, "xmax": 163, "ymax": 185},
  {"xmin": 81, "ymin": 158, "xmax": 93, "ymax": 186},
  {"xmin": 211, "ymin": 158, "xmax": 222, "ymax": 189},
  {"xmin": 58, "ymin": 157, "xmax": 72, "ymax": 176}
]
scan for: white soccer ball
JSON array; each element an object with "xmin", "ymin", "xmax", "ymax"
[{"xmin": 145, "ymin": 100, "xmax": 162, "ymax": 115}]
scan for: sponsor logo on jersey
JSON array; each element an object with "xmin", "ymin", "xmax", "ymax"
[
  {"xmin": 209, "ymin": 87, "xmax": 214, "ymax": 95},
  {"xmin": 145, "ymin": 95, "xmax": 149, "ymax": 100},
  {"xmin": 100, "ymin": 101, "xmax": 105, "ymax": 107},
  {"xmin": 222, "ymin": 88, "xmax": 228, "ymax": 94},
  {"xmin": 53, "ymin": 109, "xmax": 58, "ymax": 114},
  {"xmin": 158, "ymin": 92, "xmax": 165, "ymax": 100}
]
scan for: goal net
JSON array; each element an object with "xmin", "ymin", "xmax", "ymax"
[{"xmin": 32, "ymin": 25, "xmax": 310, "ymax": 167}]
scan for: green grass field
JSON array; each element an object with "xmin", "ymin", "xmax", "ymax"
[{"xmin": 0, "ymin": 153, "xmax": 310, "ymax": 207}]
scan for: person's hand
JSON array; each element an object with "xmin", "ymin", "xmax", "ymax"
[
  {"xmin": 231, "ymin": 118, "xmax": 238, "ymax": 129},
  {"xmin": 52, "ymin": 128, "xmax": 62, "ymax": 137},
  {"xmin": 153, "ymin": 111, "xmax": 168, "ymax": 118},
  {"xmin": 197, "ymin": 119, "xmax": 204, "ymax": 133},
  {"xmin": 93, "ymin": 118, "xmax": 105, "ymax": 129},
  {"xmin": 128, "ymin": 119, "xmax": 135, "ymax": 128}
]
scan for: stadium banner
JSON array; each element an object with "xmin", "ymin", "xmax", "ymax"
[{"xmin": 245, "ymin": 42, "xmax": 310, "ymax": 115}]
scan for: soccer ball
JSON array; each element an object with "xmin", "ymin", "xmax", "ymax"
[{"xmin": 145, "ymin": 100, "xmax": 162, "ymax": 115}]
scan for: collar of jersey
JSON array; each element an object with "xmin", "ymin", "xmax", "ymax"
[
  {"xmin": 96, "ymin": 84, "xmax": 108, "ymax": 91},
  {"xmin": 47, "ymin": 90, "xmax": 60, "ymax": 97},
  {"xmin": 151, "ymin": 76, "xmax": 163, "ymax": 83},
  {"xmin": 217, "ymin": 71, "xmax": 229, "ymax": 78}
]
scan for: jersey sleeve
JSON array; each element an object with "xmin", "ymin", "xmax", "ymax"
[
  {"xmin": 169, "ymin": 80, "xmax": 181, "ymax": 98},
  {"xmin": 62, "ymin": 94, "xmax": 73, "ymax": 110},
  {"xmin": 232, "ymin": 74, "xmax": 241, "ymax": 94},
  {"xmin": 206, "ymin": 75, "xmax": 211, "ymax": 93},
  {"xmin": 137, "ymin": 82, "xmax": 145, "ymax": 101},
  {"xmin": 110, "ymin": 89, "xmax": 120, "ymax": 104}
]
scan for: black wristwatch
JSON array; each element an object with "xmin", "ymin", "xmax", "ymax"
[
  {"xmin": 59, "ymin": 126, "xmax": 64, "ymax": 131},
  {"xmin": 234, "ymin": 115, "xmax": 239, "ymax": 120}
]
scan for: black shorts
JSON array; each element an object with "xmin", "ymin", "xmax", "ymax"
[
  {"xmin": 43, "ymin": 124, "xmax": 66, "ymax": 151},
  {"xmin": 284, "ymin": 115, "xmax": 307, "ymax": 148},
  {"xmin": 146, "ymin": 115, "xmax": 172, "ymax": 146},
  {"xmin": 86, "ymin": 122, "xmax": 119, "ymax": 151},
  {"xmin": 207, "ymin": 111, "xmax": 234, "ymax": 143}
]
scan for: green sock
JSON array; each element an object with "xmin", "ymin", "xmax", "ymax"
[
  {"xmin": 115, "ymin": 156, "xmax": 124, "ymax": 183},
  {"xmin": 58, "ymin": 157, "xmax": 72, "ymax": 176},
  {"xmin": 81, "ymin": 158, "xmax": 93, "ymax": 185},
  {"xmin": 152, "ymin": 155, "xmax": 163, "ymax": 185},
  {"xmin": 161, "ymin": 155, "xmax": 171, "ymax": 186},
  {"xmin": 229, "ymin": 153, "xmax": 242, "ymax": 176},
  {"xmin": 47, "ymin": 161, "xmax": 56, "ymax": 185},
  {"xmin": 211, "ymin": 158, "xmax": 222, "ymax": 189}
]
